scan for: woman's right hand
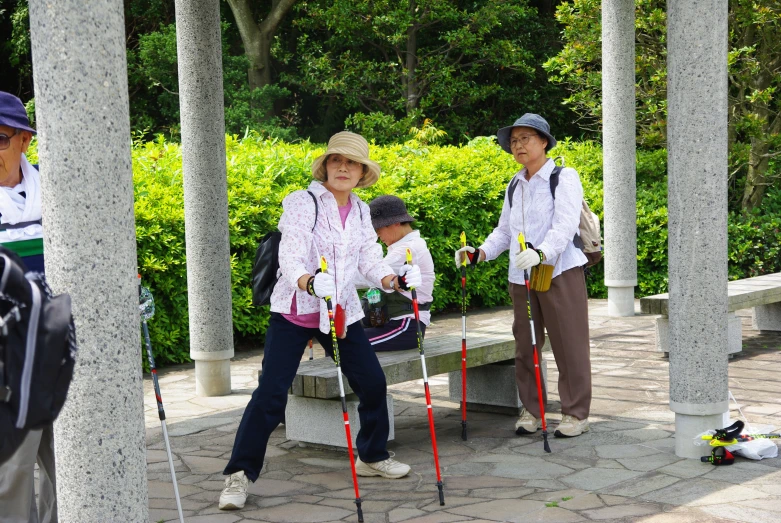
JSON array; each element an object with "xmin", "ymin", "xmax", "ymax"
[
  {"xmin": 311, "ymin": 272, "xmax": 336, "ymax": 299},
  {"xmin": 454, "ymin": 246, "xmax": 482, "ymax": 268}
]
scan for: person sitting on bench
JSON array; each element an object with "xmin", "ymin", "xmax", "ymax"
[{"xmin": 363, "ymin": 195, "xmax": 435, "ymax": 351}]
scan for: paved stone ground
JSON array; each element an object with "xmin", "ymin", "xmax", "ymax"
[{"xmin": 145, "ymin": 300, "xmax": 781, "ymax": 523}]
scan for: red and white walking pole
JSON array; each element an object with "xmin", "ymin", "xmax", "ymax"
[
  {"xmin": 320, "ymin": 257, "xmax": 364, "ymax": 522},
  {"xmin": 517, "ymin": 234, "xmax": 551, "ymax": 453},
  {"xmin": 406, "ymin": 249, "xmax": 445, "ymax": 505},
  {"xmin": 459, "ymin": 231, "xmax": 468, "ymax": 441}
]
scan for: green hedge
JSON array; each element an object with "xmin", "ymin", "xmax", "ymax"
[{"xmin": 26, "ymin": 136, "xmax": 781, "ymax": 364}]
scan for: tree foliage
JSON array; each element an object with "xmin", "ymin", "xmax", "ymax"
[
  {"xmin": 283, "ymin": 0, "xmax": 573, "ymax": 143},
  {"xmin": 544, "ymin": 0, "xmax": 781, "ymax": 211}
]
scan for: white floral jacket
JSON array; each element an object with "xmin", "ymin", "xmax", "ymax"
[{"xmin": 270, "ymin": 181, "xmax": 394, "ymax": 334}]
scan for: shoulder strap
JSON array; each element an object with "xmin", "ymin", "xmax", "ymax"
[
  {"xmin": 306, "ymin": 190, "xmax": 318, "ymax": 232},
  {"xmin": 549, "ymin": 166, "xmax": 563, "ymax": 199},
  {"xmin": 507, "ymin": 178, "xmax": 519, "ymax": 208}
]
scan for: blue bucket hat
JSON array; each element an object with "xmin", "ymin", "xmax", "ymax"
[
  {"xmin": 496, "ymin": 113, "xmax": 555, "ymax": 154},
  {"xmin": 0, "ymin": 92, "xmax": 36, "ymax": 134}
]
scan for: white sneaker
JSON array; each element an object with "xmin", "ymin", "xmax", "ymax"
[
  {"xmin": 554, "ymin": 415, "xmax": 590, "ymax": 437},
  {"xmin": 219, "ymin": 470, "xmax": 249, "ymax": 510},
  {"xmin": 515, "ymin": 408, "xmax": 541, "ymax": 435},
  {"xmin": 355, "ymin": 454, "xmax": 411, "ymax": 479}
]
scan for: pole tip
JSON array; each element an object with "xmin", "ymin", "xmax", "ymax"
[{"xmin": 543, "ymin": 432, "xmax": 551, "ymax": 453}]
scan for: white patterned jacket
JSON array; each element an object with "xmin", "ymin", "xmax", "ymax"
[{"xmin": 270, "ymin": 181, "xmax": 394, "ymax": 334}]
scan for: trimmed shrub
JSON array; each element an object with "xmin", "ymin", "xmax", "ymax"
[{"xmin": 27, "ymin": 136, "xmax": 781, "ymax": 364}]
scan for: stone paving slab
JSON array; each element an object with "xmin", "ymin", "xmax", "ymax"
[{"xmin": 144, "ymin": 300, "xmax": 781, "ymax": 522}]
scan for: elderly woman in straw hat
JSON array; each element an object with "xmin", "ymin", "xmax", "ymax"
[{"xmin": 220, "ymin": 132, "xmax": 419, "ymax": 511}]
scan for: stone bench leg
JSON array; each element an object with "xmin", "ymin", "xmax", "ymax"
[
  {"xmin": 285, "ymin": 394, "xmax": 394, "ymax": 449},
  {"xmin": 448, "ymin": 360, "xmax": 548, "ymax": 416},
  {"xmin": 752, "ymin": 303, "xmax": 781, "ymax": 332},
  {"xmin": 655, "ymin": 314, "xmax": 742, "ymax": 355}
]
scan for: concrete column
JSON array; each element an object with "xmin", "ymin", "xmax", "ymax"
[
  {"xmin": 28, "ymin": 0, "xmax": 147, "ymax": 519},
  {"xmin": 602, "ymin": 0, "xmax": 637, "ymax": 317},
  {"xmin": 667, "ymin": 0, "xmax": 729, "ymax": 459},
  {"xmin": 174, "ymin": 0, "xmax": 234, "ymax": 396}
]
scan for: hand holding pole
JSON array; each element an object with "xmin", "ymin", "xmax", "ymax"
[
  {"xmin": 459, "ymin": 231, "xmax": 468, "ymax": 441},
  {"xmin": 517, "ymin": 234, "xmax": 551, "ymax": 453},
  {"xmin": 320, "ymin": 257, "xmax": 364, "ymax": 522},
  {"xmin": 406, "ymin": 249, "xmax": 445, "ymax": 505}
]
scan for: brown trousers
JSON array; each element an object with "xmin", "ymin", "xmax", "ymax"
[{"xmin": 510, "ymin": 266, "xmax": 592, "ymax": 420}]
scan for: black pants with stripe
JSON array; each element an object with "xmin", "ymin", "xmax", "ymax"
[{"xmin": 364, "ymin": 317, "xmax": 425, "ymax": 352}]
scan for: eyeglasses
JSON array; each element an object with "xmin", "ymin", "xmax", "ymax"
[
  {"xmin": 509, "ymin": 134, "xmax": 540, "ymax": 149},
  {"xmin": 0, "ymin": 130, "xmax": 20, "ymax": 151}
]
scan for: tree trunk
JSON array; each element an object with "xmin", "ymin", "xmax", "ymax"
[
  {"xmin": 226, "ymin": 0, "xmax": 297, "ymax": 90},
  {"xmin": 405, "ymin": 0, "xmax": 420, "ymax": 115},
  {"xmin": 740, "ymin": 31, "xmax": 777, "ymax": 211}
]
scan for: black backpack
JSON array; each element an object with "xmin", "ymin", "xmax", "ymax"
[
  {"xmin": 0, "ymin": 247, "xmax": 77, "ymax": 465},
  {"xmin": 251, "ymin": 191, "xmax": 318, "ymax": 306}
]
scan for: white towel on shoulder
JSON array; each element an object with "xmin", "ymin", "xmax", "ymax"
[{"xmin": 0, "ymin": 154, "xmax": 43, "ymax": 241}]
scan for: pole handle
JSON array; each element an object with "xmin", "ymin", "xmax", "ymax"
[
  {"xmin": 518, "ymin": 232, "xmax": 526, "ymax": 250},
  {"xmin": 460, "ymin": 231, "xmax": 467, "ymax": 267}
]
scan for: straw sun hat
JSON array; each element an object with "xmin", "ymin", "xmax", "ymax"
[{"xmin": 311, "ymin": 131, "xmax": 381, "ymax": 188}]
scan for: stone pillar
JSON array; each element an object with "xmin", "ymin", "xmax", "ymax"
[
  {"xmin": 28, "ymin": 0, "xmax": 148, "ymax": 519},
  {"xmin": 602, "ymin": 0, "xmax": 637, "ymax": 317},
  {"xmin": 174, "ymin": 0, "xmax": 234, "ymax": 396},
  {"xmin": 667, "ymin": 0, "xmax": 729, "ymax": 459}
]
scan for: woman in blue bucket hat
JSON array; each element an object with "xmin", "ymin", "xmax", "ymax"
[{"xmin": 455, "ymin": 113, "xmax": 593, "ymax": 439}]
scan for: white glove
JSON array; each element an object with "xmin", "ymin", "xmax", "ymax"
[
  {"xmin": 312, "ymin": 271, "xmax": 336, "ymax": 299},
  {"xmin": 454, "ymin": 245, "xmax": 476, "ymax": 268},
  {"xmin": 513, "ymin": 248, "xmax": 542, "ymax": 271},
  {"xmin": 399, "ymin": 264, "xmax": 422, "ymax": 290}
]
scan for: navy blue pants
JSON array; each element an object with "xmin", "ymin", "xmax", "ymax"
[{"xmin": 224, "ymin": 313, "xmax": 390, "ymax": 482}]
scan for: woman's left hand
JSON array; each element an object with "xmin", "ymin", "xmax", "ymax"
[
  {"xmin": 398, "ymin": 264, "xmax": 422, "ymax": 290},
  {"xmin": 514, "ymin": 249, "xmax": 542, "ymax": 271}
]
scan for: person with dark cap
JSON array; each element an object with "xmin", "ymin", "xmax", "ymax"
[
  {"xmin": 454, "ymin": 113, "xmax": 592, "ymax": 438},
  {"xmin": 362, "ymin": 195, "xmax": 435, "ymax": 351},
  {"xmin": 0, "ymin": 91, "xmax": 57, "ymax": 522}
]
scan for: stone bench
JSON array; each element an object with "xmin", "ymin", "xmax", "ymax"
[
  {"xmin": 282, "ymin": 322, "xmax": 549, "ymax": 449},
  {"xmin": 640, "ymin": 272, "xmax": 781, "ymax": 355}
]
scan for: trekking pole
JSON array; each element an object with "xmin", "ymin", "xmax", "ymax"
[
  {"xmin": 138, "ymin": 276, "xmax": 185, "ymax": 523},
  {"xmin": 308, "ymin": 338, "xmax": 314, "ymax": 360},
  {"xmin": 406, "ymin": 249, "xmax": 445, "ymax": 506},
  {"xmin": 320, "ymin": 257, "xmax": 364, "ymax": 522},
  {"xmin": 516, "ymin": 235, "xmax": 551, "ymax": 453},
  {"xmin": 459, "ymin": 231, "xmax": 468, "ymax": 441}
]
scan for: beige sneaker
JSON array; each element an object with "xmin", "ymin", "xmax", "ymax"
[
  {"xmin": 514, "ymin": 408, "xmax": 542, "ymax": 435},
  {"xmin": 219, "ymin": 470, "xmax": 249, "ymax": 510},
  {"xmin": 355, "ymin": 454, "xmax": 411, "ymax": 479},
  {"xmin": 554, "ymin": 415, "xmax": 590, "ymax": 437}
]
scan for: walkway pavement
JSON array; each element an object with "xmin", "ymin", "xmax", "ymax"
[{"xmin": 145, "ymin": 300, "xmax": 781, "ymax": 523}]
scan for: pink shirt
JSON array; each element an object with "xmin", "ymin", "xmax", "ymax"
[{"xmin": 283, "ymin": 199, "xmax": 353, "ymax": 328}]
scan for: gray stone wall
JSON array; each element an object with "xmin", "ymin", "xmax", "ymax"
[
  {"xmin": 667, "ymin": 0, "xmax": 729, "ymax": 457},
  {"xmin": 602, "ymin": 0, "xmax": 637, "ymax": 316},
  {"xmin": 174, "ymin": 0, "xmax": 234, "ymax": 396},
  {"xmin": 28, "ymin": 0, "xmax": 148, "ymax": 518}
]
